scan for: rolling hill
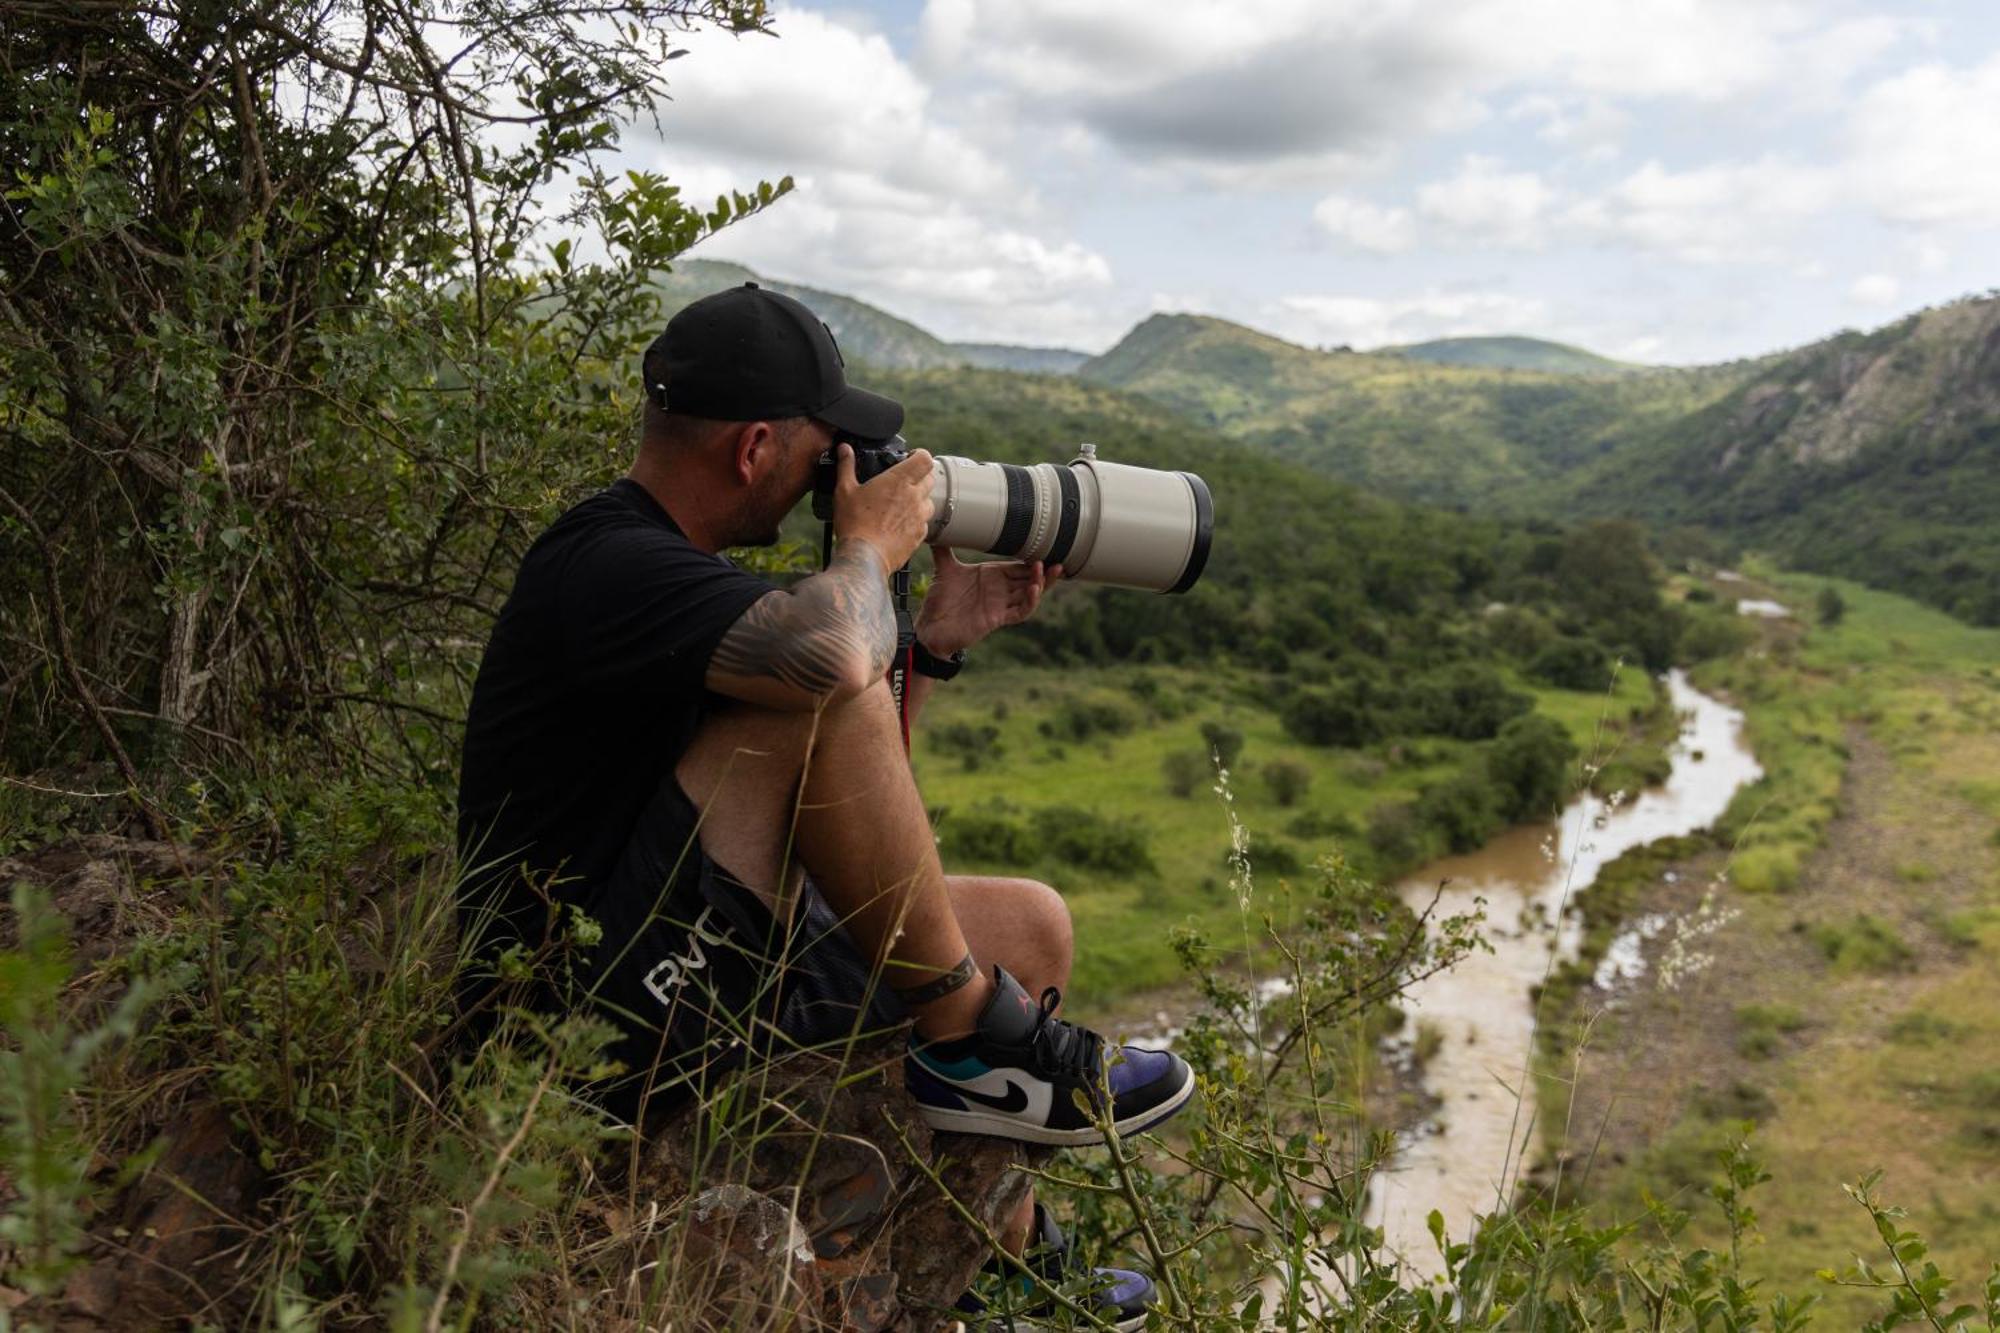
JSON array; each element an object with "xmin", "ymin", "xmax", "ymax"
[
  {"xmin": 1077, "ymin": 313, "xmax": 1748, "ymax": 506},
  {"xmin": 653, "ymin": 259, "xmax": 1087, "ymax": 373},
  {"xmin": 1389, "ymin": 335, "xmax": 1634, "ymax": 374}
]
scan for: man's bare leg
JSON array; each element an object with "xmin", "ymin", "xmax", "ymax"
[
  {"xmin": 676, "ymin": 680, "xmax": 1062, "ymax": 1038},
  {"xmin": 676, "ymin": 691, "xmax": 1076, "ymax": 1254}
]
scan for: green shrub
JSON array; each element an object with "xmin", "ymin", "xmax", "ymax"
[
  {"xmin": 1029, "ymin": 807, "xmax": 1155, "ymax": 875},
  {"xmin": 943, "ymin": 808, "xmax": 1035, "ymax": 864},
  {"xmin": 1813, "ymin": 914, "xmax": 1914, "ymax": 973},
  {"xmin": 1162, "ymin": 749, "xmax": 1208, "ymax": 799},
  {"xmin": 1263, "ymin": 759, "xmax": 1312, "ymax": 807},
  {"xmin": 1963, "ymin": 1069, "xmax": 2000, "ymax": 1111},
  {"xmin": 1038, "ymin": 696, "xmax": 1135, "ymax": 743},
  {"xmin": 927, "ymin": 719, "xmax": 1002, "ymax": 771},
  {"xmin": 1735, "ymin": 1003, "xmax": 1807, "ymax": 1059},
  {"xmin": 1730, "ymin": 845, "xmax": 1800, "ymax": 894},
  {"xmin": 1484, "ymin": 714, "xmax": 1577, "ymax": 822},
  {"xmin": 1365, "ymin": 800, "xmax": 1429, "ymax": 869},
  {"xmin": 1401, "ymin": 663, "xmax": 1532, "ymax": 740},
  {"xmin": 1286, "ymin": 809, "xmax": 1360, "ymax": 841},
  {"xmin": 1528, "ymin": 636, "xmax": 1613, "ymax": 691},
  {"xmin": 1199, "ymin": 721, "xmax": 1245, "ymax": 769},
  {"xmin": 1281, "ymin": 684, "xmax": 1387, "ymax": 748},
  {"xmin": 1694, "ymin": 1080, "xmax": 1777, "ymax": 1123},
  {"xmin": 1886, "ymin": 1009, "xmax": 1966, "ymax": 1044},
  {"xmin": 1414, "ymin": 773, "xmax": 1502, "ymax": 854}
]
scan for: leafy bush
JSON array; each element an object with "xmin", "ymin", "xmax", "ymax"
[
  {"xmin": 1812, "ymin": 914, "xmax": 1914, "ymax": 973},
  {"xmin": 1199, "ymin": 721, "xmax": 1245, "ymax": 769},
  {"xmin": 1528, "ymin": 635, "xmax": 1614, "ymax": 691},
  {"xmin": 927, "ymin": 720, "xmax": 1003, "ymax": 771},
  {"xmin": 1039, "ymin": 697, "xmax": 1137, "ymax": 743},
  {"xmin": 944, "ymin": 808, "xmax": 1036, "ymax": 864},
  {"xmin": 1162, "ymin": 749, "xmax": 1209, "ymax": 799},
  {"xmin": 1282, "ymin": 684, "xmax": 1387, "ymax": 748},
  {"xmin": 1029, "ymin": 807, "xmax": 1155, "ymax": 875},
  {"xmin": 1484, "ymin": 714, "xmax": 1577, "ymax": 822},
  {"xmin": 1285, "ymin": 809, "xmax": 1360, "ymax": 841},
  {"xmin": 1263, "ymin": 759, "xmax": 1312, "ymax": 807},
  {"xmin": 1817, "ymin": 585, "xmax": 1848, "ymax": 626},
  {"xmin": 1735, "ymin": 1003, "xmax": 1807, "ymax": 1059},
  {"xmin": 1401, "ymin": 663, "xmax": 1532, "ymax": 740},
  {"xmin": 1730, "ymin": 845, "xmax": 1801, "ymax": 894},
  {"xmin": 1365, "ymin": 800, "xmax": 1430, "ymax": 869},
  {"xmin": 1414, "ymin": 773, "xmax": 1502, "ymax": 854}
]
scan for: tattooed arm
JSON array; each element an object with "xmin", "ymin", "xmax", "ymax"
[{"xmin": 704, "ymin": 538, "xmax": 897, "ymax": 710}]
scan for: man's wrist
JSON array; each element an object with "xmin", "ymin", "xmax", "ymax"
[{"xmin": 910, "ymin": 638, "xmax": 966, "ymax": 680}]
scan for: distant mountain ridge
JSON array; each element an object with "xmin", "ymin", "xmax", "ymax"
[
  {"xmin": 1559, "ymin": 293, "xmax": 2000, "ymax": 625},
  {"xmin": 653, "ymin": 259, "xmax": 1088, "ymax": 374},
  {"xmin": 1388, "ymin": 335, "xmax": 1634, "ymax": 375},
  {"xmin": 1077, "ymin": 312, "xmax": 1747, "ymax": 507}
]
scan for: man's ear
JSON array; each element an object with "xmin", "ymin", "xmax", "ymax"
[{"xmin": 726, "ymin": 421, "xmax": 775, "ymax": 486}]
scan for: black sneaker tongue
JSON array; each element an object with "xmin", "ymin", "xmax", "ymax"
[{"xmin": 978, "ymin": 965, "xmax": 1042, "ymax": 1045}]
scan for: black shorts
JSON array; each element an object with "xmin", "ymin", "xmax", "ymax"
[{"xmin": 572, "ymin": 776, "xmax": 907, "ymax": 1121}]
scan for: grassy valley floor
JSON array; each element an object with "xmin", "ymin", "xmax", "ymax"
[
  {"xmin": 912, "ymin": 659, "xmax": 1663, "ymax": 1005},
  {"xmin": 1532, "ymin": 566, "xmax": 2000, "ymax": 1322}
]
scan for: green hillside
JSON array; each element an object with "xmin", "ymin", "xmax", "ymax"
[
  {"xmin": 654, "ymin": 259, "xmax": 1085, "ymax": 374},
  {"xmin": 1389, "ymin": 334, "xmax": 1632, "ymax": 374},
  {"xmin": 1559, "ymin": 294, "xmax": 2000, "ymax": 625},
  {"xmin": 949, "ymin": 341, "xmax": 1089, "ymax": 374},
  {"xmin": 1078, "ymin": 312, "xmax": 1746, "ymax": 506}
]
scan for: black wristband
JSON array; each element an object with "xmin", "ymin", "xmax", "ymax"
[{"xmin": 911, "ymin": 639, "xmax": 966, "ymax": 681}]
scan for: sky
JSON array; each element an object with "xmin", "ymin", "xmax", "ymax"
[{"xmin": 605, "ymin": 0, "xmax": 2000, "ymax": 365}]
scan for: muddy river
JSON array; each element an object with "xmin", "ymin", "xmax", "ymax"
[{"xmin": 1363, "ymin": 669, "xmax": 1763, "ymax": 1273}]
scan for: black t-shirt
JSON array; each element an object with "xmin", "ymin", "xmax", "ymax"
[{"xmin": 456, "ymin": 478, "xmax": 774, "ymax": 949}]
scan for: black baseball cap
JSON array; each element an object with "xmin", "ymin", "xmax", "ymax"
[{"xmin": 642, "ymin": 282, "xmax": 904, "ymax": 439}]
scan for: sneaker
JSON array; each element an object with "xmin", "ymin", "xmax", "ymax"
[
  {"xmin": 904, "ymin": 966, "xmax": 1194, "ymax": 1146},
  {"xmin": 955, "ymin": 1202, "xmax": 1156, "ymax": 1331}
]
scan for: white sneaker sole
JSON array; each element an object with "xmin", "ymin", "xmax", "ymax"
[{"xmin": 916, "ymin": 1074, "xmax": 1195, "ymax": 1146}]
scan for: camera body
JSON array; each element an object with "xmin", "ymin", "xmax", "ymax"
[
  {"xmin": 811, "ymin": 432, "xmax": 909, "ymax": 523},
  {"xmin": 813, "ymin": 432, "xmax": 1212, "ymax": 596}
]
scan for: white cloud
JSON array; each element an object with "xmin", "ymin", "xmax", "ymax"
[
  {"xmin": 619, "ymin": 8, "xmax": 1116, "ymax": 345},
  {"xmin": 1507, "ymin": 94, "xmax": 1627, "ymax": 156},
  {"xmin": 1417, "ymin": 156, "xmax": 1553, "ymax": 247},
  {"xmin": 1849, "ymin": 273, "xmax": 1901, "ymax": 306},
  {"xmin": 1849, "ymin": 52, "xmax": 2000, "ymax": 227},
  {"xmin": 1563, "ymin": 157, "xmax": 1837, "ymax": 262},
  {"xmin": 1270, "ymin": 288, "xmax": 1551, "ymax": 350},
  {"xmin": 916, "ymin": 0, "xmax": 1916, "ymax": 178},
  {"xmin": 1312, "ymin": 194, "xmax": 1416, "ymax": 254}
]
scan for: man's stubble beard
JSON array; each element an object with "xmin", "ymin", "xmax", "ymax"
[{"xmin": 731, "ymin": 451, "xmax": 805, "ymax": 548}]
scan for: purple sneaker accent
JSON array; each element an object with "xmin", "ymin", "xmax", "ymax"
[
  {"xmin": 955, "ymin": 1203, "xmax": 1156, "ymax": 1331},
  {"xmin": 906, "ymin": 966, "xmax": 1195, "ymax": 1146}
]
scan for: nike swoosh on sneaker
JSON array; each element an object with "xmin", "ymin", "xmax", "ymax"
[
  {"xmin": 921, "ymin": 1063, "xmax": 1054, "ymax": 1125},
  {"xmin": 954, "ymin": 1079, "xmax": 1031, "ymax": 1114}
]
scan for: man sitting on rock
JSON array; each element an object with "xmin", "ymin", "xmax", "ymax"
[{"xmin": 456, "ymin": 283, "xmax": 1192, "ymax": 1323}]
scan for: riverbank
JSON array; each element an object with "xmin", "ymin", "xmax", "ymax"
[
  {"xmin": 1529, "ymin": 565, "xmax": 2000, "ymax": 1323},
  {"xmin": 1364, "ymin": 670, "xmax": 1762, "ymax": 1270}
]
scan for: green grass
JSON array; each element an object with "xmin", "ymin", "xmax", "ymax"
[
  {"xmin": 1546, "ymin": 565, "xmax": 2000, "ymax": 1321},
  {"xmin": 915, "ymin": 662, "xmax": 1661, "ymax": 1003}
]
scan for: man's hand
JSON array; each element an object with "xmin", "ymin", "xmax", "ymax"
[
  {"xmin": 916, "ymin": 546, "xmax": 1062, "ymax": 657},
  {"xmin": 833, "ymin": 443, "xmax": 934, "ymax": 571}
]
